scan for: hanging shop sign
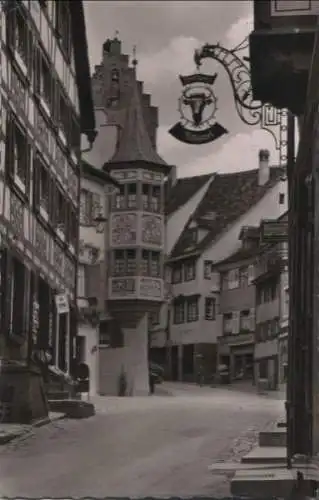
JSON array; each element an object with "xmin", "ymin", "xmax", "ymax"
[
  {"xmin": 55, "ymin": 293, "xmax": 69, "ymax": 315},
  {"xmin": 169, "ymin": 72, "xmax": 228, "ymax": 145}
]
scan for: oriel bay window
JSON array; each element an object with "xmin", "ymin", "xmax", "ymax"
[
  {"xmin": 114, "ymin": 185, "xmax": 125, "ymax": 209},
  {"xmin": 141, "ymin": 184, "xmax": 161, "ymax": 212},
  {"xmin": 186, "ymin": 296, "xmax": 199, "ymax": 322}
]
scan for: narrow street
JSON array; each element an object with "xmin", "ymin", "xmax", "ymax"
[{"xmin": 0, "ymin": 385, "xmax": 284, "ymax": 498}]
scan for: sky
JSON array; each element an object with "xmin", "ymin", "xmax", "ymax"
[{"xmin": 84, "ymin": 1, "xmax": 280, "ymax": 178}]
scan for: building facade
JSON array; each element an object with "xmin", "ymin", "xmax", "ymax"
[
  {"xmin": 0, "ymin": 0, "xmax": 95, "ymax": 421},
  {"xmin": 77, "ymin": 160, "xmax": 119, "ymax": 396},
  {"xmin": 85, "ymin": 37, "xmax": 171, "ymax": 395},
  {"xmin": 215, "ymin": 227, "xmax": 259, "ymax": 382},
  {"xmin": 253, "ymin": 231, "xmax": 288, "ymax": 390},
  {"xmin": 151, "ymin": 150, "xmax": 288, "ymax": 382}
]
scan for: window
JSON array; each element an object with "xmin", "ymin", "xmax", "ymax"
[
  {"xmin": 15, "ymin": 8, "xmax": 28, "ymax": 69},
  {"xmin": 67, "ymin": 204, "xmax": 78, "ymax": 247},
  {"xmin": 114, "ymin": 185, "xmax": 125, "ymax": 209},
  {"xmin": 240, "ymin": 310, "xmax": 252, "ymax": 331},
  {"xmin": 279, "ymin": 193, "xmax": 285, "ymax": 205},
  {"xmin": 248, "ymin": 265, "xmax": 255, "ymax": 285},
  {"xmin": 151, "ymin": 252, "xmax": 161, "ymax": 277},
  {"xmin": 204, "ymin": 260, "xmax": 212, "ymax": 279},
  {"xmin": 56, "ymin": 188, "xmax": 66, "ymax": 231},
  {"xmin": 39, "ymin": 161, "xmax": 50, "ymax": 213},
  {"xmin": 141, "ymin": 250, "xmax": 149, "ymax": 276},
  {"xmin": 258, "ymin": 360, "xmax": 268, "ymax": 379},
  {"xmin": 142, "ymin": 184, "xmax": 150, "ymax": 211},
  {"xmin": 187, "ymin": 297, "xmax": 199, "ymax": 322},
  {"xmin": 58, "ymin": 90, "xmax": 69, "ymax": 137},
  {"xmin": 77, "ymin": 266, "xmax": 85, "ymax": 298},
  {"xmin": 6, "ymin": 117, "xmax": 30, "ymax": 193},
  {"xmin": 172, "ymin": 264, "xmax": 182, "ymax": 284},
  {"xmin": 56, "ymin": 2, "xmax": 71, "ymax": 58},
  {"xmin": 283, "ymin": 287, "xmax": 289, "ymax": 319},
  {"xmin": 127, "ymin": 250, "xmax": 136, "ymax": 274},
  {"xmin": 205, "ymin": 297, "xmax": 216, "ymax": 320},
  {"xmin": 239, "ymin": 267, "xmax": 248, "ymax": 287},
  {"xmin": 80, "ymin": 189, "xmax": 101, "ymax": 225},
  {"xmin": 173, "ymin": 301, "xmax": 184, "ymax": 324},
  {"xmin": 150, "ymin": 311, "xmax": 160, "ymax": 326},
  {"xmin": 114, "ymin": 250, "xmax": 125, "ymax": 275},
  {"xmin": 228, "ymin": 269, "xmax": 239, "ymax": 289},
  {"xmin": 151, "ymin": 185, "xmax": 161, "ymax": 212},
  {"xmin": 223, "ymin": 313, "xmax": 233, "ymax": 334},
  {"xmin": 184, "ymin": 260, "xmax": 196, "ymax": 281},
  {"xmin": 127, "ymin": 183, "xmax": 137, "ymax": 209}
]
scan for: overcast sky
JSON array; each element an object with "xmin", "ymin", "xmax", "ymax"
[{"xmin": 84, "ymin": 1, "xmax": 279, "ymax": 177}]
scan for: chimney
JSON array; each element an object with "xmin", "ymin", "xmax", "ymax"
[{"xmin": 258, "ymin": 149, "xmax": 270, "ymax": 186}]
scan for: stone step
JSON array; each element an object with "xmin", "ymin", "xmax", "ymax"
[
  {"xmin": 231, "ymin": 464, "xmax": 319, "ymax": 498},
  {"xmin": 47, "ymin": 390, "xmax": 69, "ymax": 400},
  {"xmin": 259, "ymin": 427, "xmax": 286, "ymax": 447},
  {"xmin": 48, "ymin": 399, "xmax": 95, "ymax": 419},
  {"xmin": 241, "ymin": 446, "xmax": 287, "ymax": 465}
]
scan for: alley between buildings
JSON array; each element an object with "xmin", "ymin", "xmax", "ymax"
[{"xmin": 0, "ymin": 385, "xmax": 283, "ymax": 498}]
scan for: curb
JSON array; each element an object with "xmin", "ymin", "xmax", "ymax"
[{"xmin": 0, "ymin": 412, "xmax": 66, "ymax": 445}]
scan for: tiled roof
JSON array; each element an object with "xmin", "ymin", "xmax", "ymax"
[
  {"xmin": 165, "ymin": 174, "xmax": 213, "ymax": 216},
  {"xmin": 170, "ymin": 166, "xmax": 285, "ymax": 259},
  {"xmin": 214, "ymin": 246, "xmax": 259, "ymax": 268},
  {"xmin": 82, "ymin": 160, "xmax": 120, "ymax": 187},
  {"xmin": 108, "ymin": 81, "xmax": 169, "ymax": 168}
]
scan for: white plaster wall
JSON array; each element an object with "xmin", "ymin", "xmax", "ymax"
[
  {"xmin": 99, "ymin": 313, "xmax": 149, "ymax": 396},
  {"xmin": 78, "ymin": 324, "xmax": 99, "ymax": 395},
  {"xmin": 168, "ymin": 180, "xmax": 288, "ymax": 346},
  {"xmin": 165, "ymin": 175, "xmax": 214, "ymax": 256},
  {"xmin": 83, "ymin": 109, "xmax": 118, "ymax": 169}
]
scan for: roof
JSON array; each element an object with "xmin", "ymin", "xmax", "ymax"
[
  {"xmin": 213, "ymin": 246, "xmax": 259, "ymax": 269},
  {"xmin": 170, "ymin": 166, "xmax": 285, "ymax": 259},
  {"xmin": 104, "ymin": 80, "xmax": 170, "ymax": 172},
  {"xmin": 81, "ymin": 161, "xmax": 120, "ymax": 188},
  {"xmin": 69, "ymin": 1, "xmax": 95, "ymax": 141},
  {"xmin": 165, "ymin": 174, "xmax": 213, "ymax": 216}
]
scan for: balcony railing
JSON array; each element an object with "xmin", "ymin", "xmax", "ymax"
[{"xmin": 254, "ymin": 243, "xmax": 288, "ymax": 281}]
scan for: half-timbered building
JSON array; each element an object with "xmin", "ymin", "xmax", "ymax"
[{"xmin": 0, "ymin": 0, "xmax": 95, "ymax": 421}]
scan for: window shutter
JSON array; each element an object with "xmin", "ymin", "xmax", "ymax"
[
  {"xmin": 248, "ymin": 265, "xmax": 255, "ymax": 285},
  {"xmin": 232, "ymin": 311, "xmax": 240, "ymax": 334}
]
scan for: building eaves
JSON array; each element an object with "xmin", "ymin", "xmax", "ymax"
[
  {"xmin": 69, "ymin": 1, "xmax": 96, "ymax": 141},
  {"xmin": 165, "ymin": 173, "xmax": 213, "ymax": 216},
  {"xmin": 82, "ymin": 161, "xmax": 120, "ymax": 188}
]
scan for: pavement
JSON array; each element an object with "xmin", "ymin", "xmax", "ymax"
[
  {"xmin": 0, "ymin": 412, "xmax": 65, "ymax": 444},
  {"xmin": 0, "ymin": 382, "xmax": 284, "ymax": 498}
]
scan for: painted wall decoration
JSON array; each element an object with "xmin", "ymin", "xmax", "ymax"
[
  {"xmin": 111, "ymin": 213, "xmax": 137, "ymax": 246},
  {"xmin": 139, "ymin": 278, "xmax": 162, "ymax": 298},
  {"xmin": 141, "ymin": 215, "xmax": 163, "ymax": 245},
  {"xmin": 36, "ymin": 110, "xmax": 50, "ymax": 153},
  {"xmin": 65, "ymin": 257, "xmax": 75, "ymax": 288},
  {"xmin": 53, "ymin": 243, "xmax": 64, "ymax": 277},
  {"xmin": 34, "ymin": 221, "xmax": 48, "ymax": 261},
  {"xmin": 111, "ymin": 278, "xmax": 136, "ymax": 296}
]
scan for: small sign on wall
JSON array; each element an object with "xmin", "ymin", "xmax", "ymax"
[
  {"xmin": 55, "ymin": 293, "xmax": 69, "ymax": 315},
  {"xmin": 271, "ymin": 0, "xmax": 318, "ymax": 16}
]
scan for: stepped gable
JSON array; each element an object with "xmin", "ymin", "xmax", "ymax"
[
  {"xmin": 106, "ymin": 80, "xmax": 169, "ymax": 170},
  {"xmin": 170, "ymin": 166, "xmax": 285, "ymax": 259},
  {"xmin": 165, "ymin": 174, "xmax": 213, "ymax": 217}
]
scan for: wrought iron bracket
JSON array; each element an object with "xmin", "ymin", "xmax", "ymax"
[{"xmin": 194, "ymin": 40, "xmax": 288, "ymax": 166}]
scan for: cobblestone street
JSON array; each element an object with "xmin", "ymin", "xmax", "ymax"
[{"xmin": 0, "ymin": 385, "xmax": 284, "ymax": 498}]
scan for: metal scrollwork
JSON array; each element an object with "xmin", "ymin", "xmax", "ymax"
[{"xmin": 194, "ymin": 39, "xmax": 288, "ymax": 165}]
